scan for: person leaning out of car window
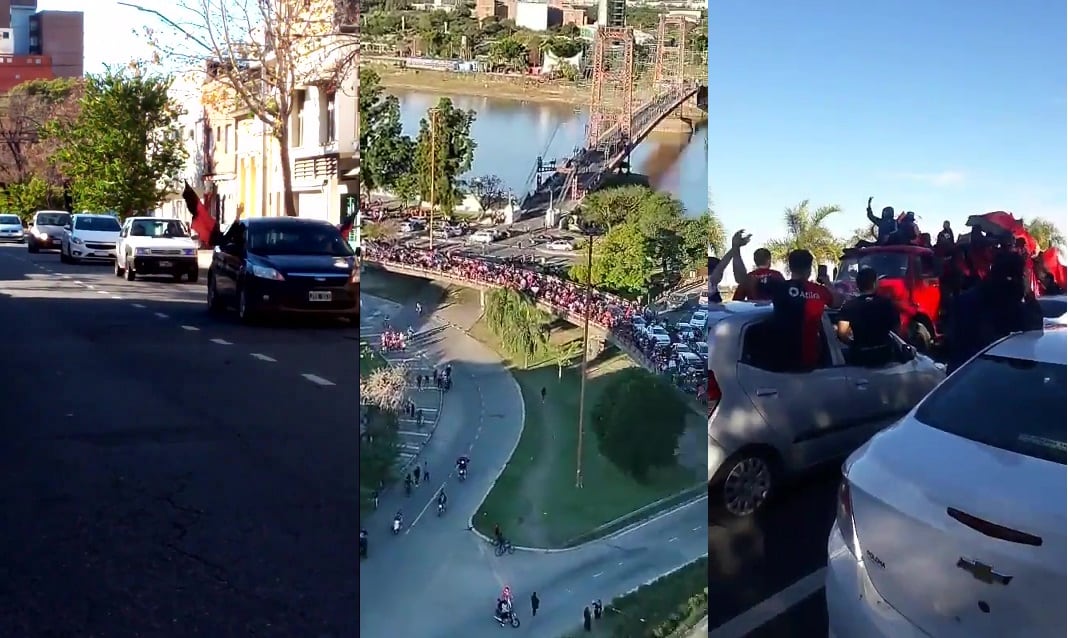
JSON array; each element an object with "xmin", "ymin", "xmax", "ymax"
[
  {"xmin": 768, "ymin": 249, "xmax": 844, "ymax": 372},
  {"xmin": 834, "ymin": 267, "xmax": 899, "ymax": 367}
]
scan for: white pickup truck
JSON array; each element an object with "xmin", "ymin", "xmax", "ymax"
[{"xmin": 114, "ymin": 216, "xmax": 200, "ymax": 282}]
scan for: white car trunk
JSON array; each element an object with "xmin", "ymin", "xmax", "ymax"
[{"xmin": 849, "ymin": 422, "xmax": 1066, "ymax": 638}]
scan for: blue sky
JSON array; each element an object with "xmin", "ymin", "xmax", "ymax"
[
  {"xmin": 709, "ymin": 0, "xmax": 1066, "ymax": 277},
  {"xmin": 37, "ymin": 0, "xmax": 160, "ymax": 73}
]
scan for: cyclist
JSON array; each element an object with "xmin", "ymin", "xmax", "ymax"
[{"xmin": 437, "ymin": 489, "xmax": 448, "ymax": 509}]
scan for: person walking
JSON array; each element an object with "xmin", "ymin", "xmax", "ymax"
[
  {"xmin": 413, "ymin": 464, "xmax": 421, "ymax": 486},
  {"xmin": 530, "ymin": 592, "xmax": 540, "ymax": 617},
  {"xmin": 583, "ymin": 606, "xmax": 592, "ymax": 632},
  {"xmin": 540, "ymin": 386, "xmax": 547, "ymax": 403},
  {"xmin": 422, "ymin": 461, "xmax": 429, "ymax": 483}
]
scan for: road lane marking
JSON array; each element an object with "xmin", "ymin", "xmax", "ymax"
[
  {"xmin": 110, "ymin": 296, "xmax": 122, "ymax": 300},
  {"xmin": 406, "ymin": 479, "xmax": 449, "ymax": 533},
  {"xmin": 132, "ymin": 303, "xmax": 145, "ymax": 309},
  {"xmin": 210, "ymin": 338, "xmax": 232, "ymax": 345},
  {"xmin": 668, "ymin": 536, "xmax": 678, "ymax": 543},
  {"xmin": 250, "ymin": 353, "xmax": 276, "ymax": 362},
  {"xmin": 96, "ymin": 290, "xmax": 108, "ymax": 295},
  {"xmin": 301, "ymin": 373, "xmax": 334, "ymax": 386},
  {"xmin": 154, "ymin": 312, "xmax": 169, "ymax": 319},
  {"xmin": 86, "ymin": 284, "xmax": 95, "ymax": 289},
  {"xmin": 592, "ymin": 571, "xmax": 603, "ymax": 578},
  {"xmin": 398, "ymin": 430, "xmax": 429, "ymax": 437},
  {"xmin": 73, "ymin": 280, "xmax": 83, "ymax": 285},
  {"xmin": 181, "ymin": 325, "xmax": 199, "ymax": 331},
  {"xmin": 708, "ymin": 568, "xmax": 827, "ymax": 638}
]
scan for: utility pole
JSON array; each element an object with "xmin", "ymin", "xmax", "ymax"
[
  {"xmin": 428, "ymin": 107, "xmax": 439, "ymax": 250},
  {"xmin": 575, "ymin": 227, "xmax": 595, "ymax": 489}
]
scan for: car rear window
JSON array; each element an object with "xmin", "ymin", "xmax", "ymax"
[{"xmin": 914, "ymin": 354, "xmax": 1067, "ymax": 465}]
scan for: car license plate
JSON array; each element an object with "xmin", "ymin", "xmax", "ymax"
[
  {"xmin": 159, "ymin": 261, "xmax": 172, "ymax": 267},
  {"xmin": 309, "ymin": 291, "xmax": 332, "ymax": 302}
]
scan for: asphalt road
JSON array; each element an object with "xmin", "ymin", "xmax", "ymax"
[
  {"xmin": 707, "ymin": 466, "xmax": 840, "ymax": 638},
  {"xmin": 0, "ymin": 244, "xmax": 358, "ymax": 636},
  {"xmin": 358, "ymin": 294, "xmax": 707, "ymax": 638}
]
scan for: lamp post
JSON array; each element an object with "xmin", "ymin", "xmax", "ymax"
[
  {"xmin": 574, "ymin": 221, "xmax": 600, "ymax": 489},
  {"xmin": 427, "ymin": 107, "xmax": 440, "ymax": 250}
]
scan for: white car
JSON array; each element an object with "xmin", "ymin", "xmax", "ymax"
[
  {"xmin": 0, "ymin": 214, "xmax": 24, "ymax": 242},
  {"xmin": 114, "ymin": 217, "xmax": 200, "ymax": 282},
  {"xmin": 469, "ymin": 229, "xmax": 497, "ymax": 244},
  {"xmin": 826, "ymin": 328, "xmax": 1066, "ymax": 638},
  {"xmin": 400, "ymin": 220, "xmax": 425, "ymax": 233},
  {"xmin": 698, "ymin": 291, "xmax": 710, "ymax": 308},
  {"xmin": 707, "ymin": 302, "xmax": 944, "ymax": 517},
  {"xmin": 689, "ymin": 309, "xmax": 708, "ymax": 329},
  {"xmin": 648, "ymin": 325, "xmax": 671, "ymax": 346},
  {"xmin": 676, "ymin": 351, "xmax": 702, "ymax": 369},
  {"xmin": 60, "ymin": 213, "xmax": 121, "ymax": 263},
  {"xmin": 546, "ymin": 239, "xmax": 575, "ymax": 251}
]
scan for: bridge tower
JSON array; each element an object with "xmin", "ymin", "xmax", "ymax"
[
  {"xmin": 653, "ymin": 15, "xmax": 689, "ymax": 92},
  {"xmin": 586, "ymin": 26, "xmax": 635, "ymax": 168}
]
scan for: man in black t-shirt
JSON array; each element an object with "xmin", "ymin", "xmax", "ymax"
[{"xmin": 835, "ymin": 267, "xmax": 899, "ymax": 367}]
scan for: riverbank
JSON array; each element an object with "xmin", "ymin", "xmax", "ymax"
[{"xmin": 368, "ymin": 60, "xmax": 590, "ymax": 106}]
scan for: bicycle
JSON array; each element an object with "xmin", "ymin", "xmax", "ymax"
[{"xmin": 494, "ymin": 539, "xmax": 516, "ymax": 556}]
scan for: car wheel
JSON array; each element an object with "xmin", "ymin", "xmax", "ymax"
[
  {"xmin": 237, "ymin": 286, "xmax": 257, "ymax": 324},
  {"xmin": 908, "ymin": 320, "xmax": 933, "ymax": 353},
  {"xmin": 187, "ymin": 268, "xmax": 199, "ymax": 284},
  {"xmin": 712, "ymin": 450, "xmax": 776, "ymax": 518},
  {"xmin": 28, "ymin": 241, "xmax": 38, "ymax": 253},
  {"xmin": 171, "ymin": 272, "xmax": 183, "ymax": 283},
  {"xmin": 206, "ymin": 273, "xmax": 223, "ymax": 313},
  {"xmin": 114, "ymin": 255, "xmax": 123, "ymax": 277},
  {"xmin": 124, "ymin": 253, "xmax": 136, "ymax": 281},
  {"xmin": 59, "ymin": 245, "xmax": 70, "ymax": 263}
]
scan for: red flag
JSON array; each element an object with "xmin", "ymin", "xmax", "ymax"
[
  {"xmin": 1042, "ymin": 247, "xmax": 1067, "ymax": 290},
  {"xmin": 339, "ymin": 210, "xmax": 356, "ymax": 238},
  {"xmin": 183, "ymin": 182, "xmax": 216, "ymax": 245}
]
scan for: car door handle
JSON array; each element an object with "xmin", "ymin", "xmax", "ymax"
[{"xmin": 754, "ymin": 388, "xmax": 778, "ymax": 397}]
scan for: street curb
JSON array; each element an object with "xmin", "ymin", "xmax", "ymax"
[{"xmin": 468, "ymin": 491, "xmax": 708, "ymax": 554}]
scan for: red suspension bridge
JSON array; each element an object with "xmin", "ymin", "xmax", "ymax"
[{"xmin": 521, "ymin": 16, "xmax": 705, "ymax": 216}]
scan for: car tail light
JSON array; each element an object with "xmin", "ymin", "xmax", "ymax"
[
  {"xmin": 707, "ymin": 370, "xmax": 721, "ymax": 416},
  {"xmin": 836, "ymin": 476, "xmax": 862, "ymax": 560}
]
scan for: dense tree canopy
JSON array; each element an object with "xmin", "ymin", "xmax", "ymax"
[
  {"xmin": 765, "ymin": 200, "xmax": 844, "ymax": 267},
  {"xmin": 412, "ymin": 98, "xmax": 476, "ymax": 214},
  {"xmin": 359, "ymin": 68, "xmax": 414, "ymax": 196},
  {"xmin": 45, "ymin": 67, "xmax": 186, "ymax": 217},
  {"xmin": 483, "ymin": 287, "xmax": 550, "ymax": 367}
]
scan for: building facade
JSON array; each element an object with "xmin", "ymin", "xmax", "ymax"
[{"xmin": 0, "ymin": 1, "xmax": 82, "ymax": 91}]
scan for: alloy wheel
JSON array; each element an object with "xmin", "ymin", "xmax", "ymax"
[{"xmin": 722, "ymin": 456, "xmax": 772, "ymax": 517}]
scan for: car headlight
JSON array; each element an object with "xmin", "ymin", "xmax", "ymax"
[
  {"xmin": 71, "ymin": 236, "xmax": 83, "ymax": 245},
  {"xmin": 135, "ymin": 247, "xmax": 148, "ymax": 255},
  {"xmin": 248, "ymin": 263, "xmax": 284, "ymax": 281},
  {"xmin": 33, "ymin": 228, "xmax": 46, "ymax": 237}
]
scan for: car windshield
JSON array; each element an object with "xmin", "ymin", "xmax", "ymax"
[
  {"xmin": 36, "ymin": 212, "xmax": 69, "ymax": 227},
  {"xmin": 1038, "ymin": 297, "xmax": 1067, "ymax": 319},
  {"xmin": 131, "ymin": 219, "xmax": 187, "ymax": 238},
  {"xmin": 0, "ymin": 215, "xmax": 20, "ymax": 224},
  {"xmin": 835, "ymin": 252, "xmax": 909, "ymax": 284},
  {"xmin": 914, "ymin": 354, "xmax": 1067, "ymax": 465},
  {"xmin": 248, "ymin": 224, "xmax": 354, "ymax": 256},
  {"xmin": 75, "ymin": 216, "xmax": 121, "ymax": 231}
]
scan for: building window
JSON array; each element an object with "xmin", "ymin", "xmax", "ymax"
[
  {"xmin": 224, "ymin": 124, "xmax": 231, "ymax": 153},
  {"xmin": 2, "ymin": 32, "xmax": 10, "ymax": 40},
  {"xmin": 325, "ymin": 90, "xmax": 336, "ymax": 143},
  {"xmin": 294, "ymin": 90, "xmax": 306, "ymax": 147}
]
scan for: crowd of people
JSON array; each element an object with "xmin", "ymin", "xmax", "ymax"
[{"xmin": 362, "ymin": 241, "xmax": 645, "ymax": 336}]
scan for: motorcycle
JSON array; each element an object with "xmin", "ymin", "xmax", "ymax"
[
  {"xmin": 392, "ymin": 517, "xmax": 402, "ymax": 535},
  {"xmin": 359, "ymin": 538, "xmax": 368, "ymax": 559},
  {"xmin": 458, "ymin": 467, "xmax": 467, "ymax": 482},
  {"xmin": 437, "ymin": 501, "xmax": 446, "ymax": 516},
  {"xmin": 494, "ymin": 611, "xmax": 520, "ymax": 628}
]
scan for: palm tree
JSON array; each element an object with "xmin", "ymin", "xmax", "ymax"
[
  {"xmin": 1025, "ymin": 217, "xmax": 1066, "ymax": 250},
  {"xmin": 765, "ymin": 200, "xmax": 845, "ymax": 268},
  {"xmin": 488, "ymin": 37, "xmax": 528, "ymax": 73},
  {"xmin": 847, "ymin": 225, "xmax": 877, "ymax": 246}
]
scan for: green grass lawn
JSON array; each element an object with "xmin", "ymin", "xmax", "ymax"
[
  {"xmin": 470, "ymin": 319, "xmax": 702, "ymax": 548},
  {"xmin": 559, "ymin": 557, "xmax": 708, "ymax": 637}
]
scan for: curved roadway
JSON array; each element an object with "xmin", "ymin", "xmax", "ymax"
[{"xmin": 359, "ymin": 295, "xmax": 706, "ymax": 637}]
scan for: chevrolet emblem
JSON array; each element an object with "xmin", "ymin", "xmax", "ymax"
[{"xmin": 957, "ymin": 558, "xmax": 1012, "ymax": 586}]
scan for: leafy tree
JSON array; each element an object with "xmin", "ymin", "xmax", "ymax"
[
  {"xmin": 483, "ymin": 287, "xmax": 550, "ymax": 367},
  {"xmin": 359, "ymin": 68, "xmax": 415, "ymax": 196},
  {"xmin": 570, "ymin": 223, "xmax": 655, "ymax": 298},
  {"xmin": 139, "ymin": 0, "xmax": 356, "ymax": 217},
  {"xmin": 578, "ymin": 185, "xmax": 649, "ymax": 231},
  {"xmin": 591, "ymin": 368, "xmax": 687, "ymax": 481},
  {"xmin": 765, "ymin": 200, "xmax": 844, "ymax": 268},
  {"xmin": 489, "ymin": 37, "xmax": 529, "ymax": 72},
  {"xmin": 466, "ymin": 174, "xmax": 510, "ymax": 213},
  {"xmin": 362, "ymin": 365, "xmax": 409, "ymax": 413},
  {"xmin": 413, "ymin": 98, "xmax": 476, "ymax": 215},
  {"xmin": 0, "ymin": 176, "xmax": 63, "ymax": 221},
  {"xmin": 1025, "ymin": 217, "xmax": 1065, "ymax": 250},
  {"xmin": 45, "ymin": 67, "xmax": 186, "ymax": 216},
  {"xmin": 0, "ymin": 78, "xmax": 81, "ymax": 185},
  {"xmin": 680, "ymin": 210, "xmax": 725, "ymax": 265},
  {"xmin": 394, "ymin": 171, "xmax": 420, "ymax": 208},
  {"xmin": 847, "ymin": 225, "xmax": 877, "ymax": 246}
]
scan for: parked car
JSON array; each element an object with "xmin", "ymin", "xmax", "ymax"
[
  {"xmin": 698, "ymin": 290, "xmax": 710, "ymax": 308},
  {"xmin": 207, "ymin": 217, "xmax": 358, "ymax": 323},
  {"xmin": 546, "ymin": 239, "xmax": 575, "ymax": 251},
  {"xmin": 114, "ymin": 217, "xmax": 199, "ymax": 282},
  {"xmin": 707, "ymin": 302, "xmax": 944, "ymax": 517},
  {"xmin": 689, "ymin": 309, "xmax": 709, "ymax": 329},
  {"xmin": 826, "ymin": 328, "xmax": 1065, "ymax": 638},
  {"xmin": 61, "ymin": 213, "xmax": 122, "ymax": 263},
  {"xmin": 0, "ymin": 214, "xmax": 24, "ymax": 242},
  {"xmin": 400, "ymin": 220, "xmax": 425, "ymax": 233},
  {"xmin": 470, "ymin": 229, "xmax": 497, "ymax": 244},
  {"xmin": 647, "ymin": 325, "xmax": 671, "ymax": 346},
  {"xmin": 26, "ymin": 210, "xmax": 70, "ymax": 253}
]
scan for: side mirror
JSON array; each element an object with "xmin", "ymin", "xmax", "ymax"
[{"xmin": 63, "ymin": 225, "xmax": 71, "ymax": 231}]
